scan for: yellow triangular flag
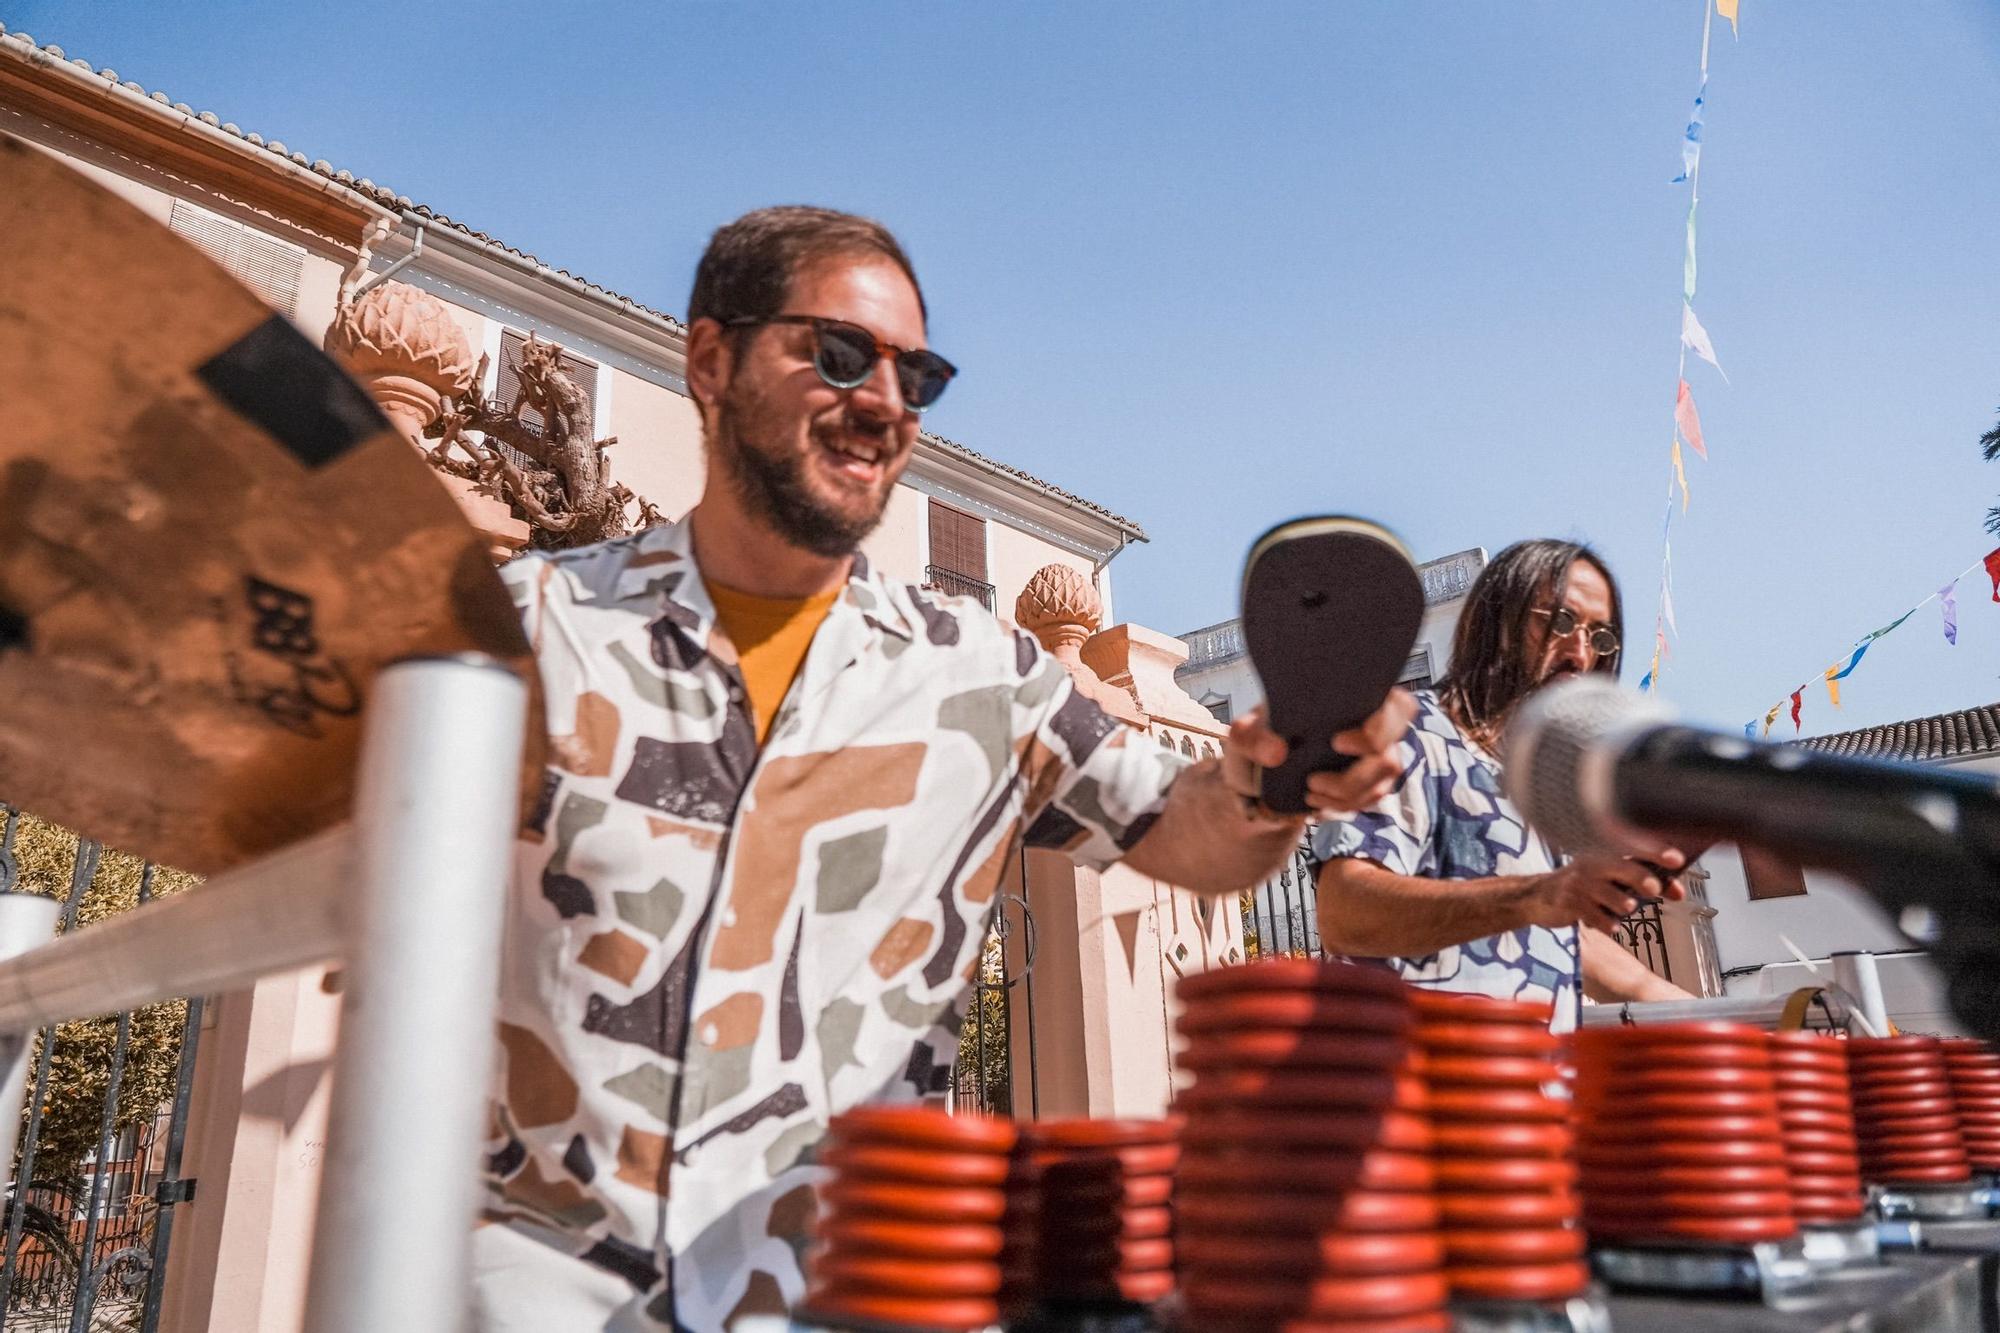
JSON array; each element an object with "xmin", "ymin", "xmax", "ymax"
[
  {"xmin": 1716, "ymin": 0, "xmax": 1739, "ymax": 36},
  {"xmin": 1761, "ymin": 702, "xmax": 1781, "ymax": 737},
  {"xmin": 1672, "ymin": 438, "xmax": 1690, "ymax": 513},
  {"xmin": 1824, "ymin": 665, "xmax": 1841, "ymax": 708}
]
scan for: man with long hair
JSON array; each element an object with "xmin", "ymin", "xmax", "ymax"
[{"xmin": 1312, "ymin": 539, "xmax": 1692, "ymax": 1031}]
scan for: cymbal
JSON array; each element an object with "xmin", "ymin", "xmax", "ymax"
[{"xmin": 0, "ymin": 135, "xmax": 538, "ymax": 873}]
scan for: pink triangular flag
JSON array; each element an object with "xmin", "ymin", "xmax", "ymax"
[{"xmin": 1674, "ymin": 379, "xmax": 1708, "ymax": 459}]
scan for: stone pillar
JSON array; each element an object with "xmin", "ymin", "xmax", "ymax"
[
  {"xmin": 1011, "ymin": 567, "xmax": 1247, "ymax": 1119},
  {"xmin": 157, "ymin": 968, "xmax": 342, "ymax": 1333},
  {"xmin": 323, "ymin": 280, "xmax": 529, "ymax": 558}
]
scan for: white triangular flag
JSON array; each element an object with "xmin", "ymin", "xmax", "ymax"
[{"xmin": 1681, "ymin": 303, "xmax": 1728, "ymax": 382}]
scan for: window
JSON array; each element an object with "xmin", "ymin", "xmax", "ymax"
[
  {"xmin": 496, "ymin": 329, "xmax": 599, "ymax": 441},
  {"xmin": 1741, "ymin": 844, "xmax": 1808, "ymax": 900},
  {"xmin": 1198, "ymin": 691, "xmax": 1233, "ymax": 725},
  {"xmin": 1398, "ymin": 648, "xmax": 1435, "ymax": 692},
  {"xmin": 925, "ymin": 499, "xmax": 994, "ymax": 609},
  {"xmin": 168, "ymin": 200, "xmax": 305, "ymax": 316}
]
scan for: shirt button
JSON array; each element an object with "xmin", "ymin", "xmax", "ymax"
[{"xmin": 700, "ymin": 1023, "xmax": 720, "ymax": 1046}]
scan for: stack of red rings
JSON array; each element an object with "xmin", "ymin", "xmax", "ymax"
[
  {"xmin": 1940, "ymin": 1038, "xmax": 2000, "ymax": 1173},
  {"xmin": 1411, "ymin": 990, "xmax": 1589, "ymax": 1306},
  {"xmin": 1764, "ymin": 1032, "xmax": 1867, "ymax": 1225},
  {"xmin": 1009, "ymin": 1118, "xmax": 1179, "ymax": 1310},
  {"xmin": 1172, "ymin": 958, "xmax": 1450, "ymax": 1333},
  {"xmin": 1574, "ymin": 1022, "xmax": 1798, "ymax": 1248},
  {"xmin": 806, "ymin": 1106, "xmax": 1016, "ymax": 1330},
  {"xmin": 1847, "ymin": 1036, "xmax": 1971, "ymax": 1187}
]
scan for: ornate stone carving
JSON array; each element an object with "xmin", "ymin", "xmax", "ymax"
[
  {"xmin": 1016, "ymin": 564, "xmax": 1136, "ymax": 721},
  {"xmin": 424, "ymin": 332, "xmax": 664, "ymax": 552},
  {"xmin": 1016, "ymin": 564, "xmax": 1102, "ymax": 646},
  {"xmin": 323, "ymin": 279, "xmax": 477, "ymax": 444},
  {"xmin": 324, "ymin": 275, "xmax": 525, "ymax": 557}
]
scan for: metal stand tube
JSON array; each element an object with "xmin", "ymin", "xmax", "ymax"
[
  {"xmin": 1832, "ymin": 950, "xmax": 1892, "ymax": 1037},
  {"xmin": 0, "ymin": 893, "xmax": 61, "ymax": 1176},
  {"xmin": 302, "ymin": 655, "xmax": 527, "ymax": 1333}
]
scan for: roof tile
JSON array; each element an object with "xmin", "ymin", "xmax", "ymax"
[
  {"xmin": 0, "ymin": 26, "xmax": 1143, "ymax": 537},
  {"xmin": 1797, "ymin": 703, "xmax": 2000, "ymax": 764}
]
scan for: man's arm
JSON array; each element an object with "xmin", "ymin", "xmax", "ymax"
[
  {"xmin": 1121, "ymin": 693, "xmax": 1416, "ymax": 896},
  {"xmin": 1579, "ymin": 926, "xmax": 1694, "ymax": 1003},
  {"xmin": 1315, "ymin": 853, "xmax": 1688, "ymax": 958}
]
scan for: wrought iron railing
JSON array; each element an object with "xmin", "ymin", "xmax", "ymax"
[
  {"xmin": 1614, "ymin": 901, "xmax": 1672, "ymax": 983},
  {"xmin": 1241, "ymin": 838, "xmax": 1325, "ymax": 961},
  {"xmin": 923, "ymin": 566, "xmax": 996, "ymax": 612},
  {"xmin": 0, "ymin": 808, "xmax": 202, "ymax": 1333}
]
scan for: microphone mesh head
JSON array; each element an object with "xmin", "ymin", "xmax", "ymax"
[{"xmin": 1503, "ymin": 677, "xmax": 1671, "ymax": 857}]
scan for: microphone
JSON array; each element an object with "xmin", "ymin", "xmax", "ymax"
[
  {"xmin": 1504, "ymin": 677, "xmax": 2000, "ymax": 884},
  {"xmin": 1504, "ymin": 677, "xmax": 2000, "ymax": 1039}
]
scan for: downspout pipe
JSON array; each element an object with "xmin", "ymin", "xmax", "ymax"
[{"xmin": 351, "ymin": 219, "xmax": 422, "ymax": 299}]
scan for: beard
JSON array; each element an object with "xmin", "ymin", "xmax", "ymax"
[{"xmin": 713, "ymin": 389, "xmax": 894, "ymax": 559}]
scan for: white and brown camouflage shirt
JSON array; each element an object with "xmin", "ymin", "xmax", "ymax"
[{"xmin": 482, "ymin": 515, "xmax": 1185, "ymax": 1329}]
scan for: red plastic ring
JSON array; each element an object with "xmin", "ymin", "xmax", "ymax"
[
  {"xmin": 1176, "ymin": 957, "xmax": 1411, "ymax": 1002},
  {"xmin": 1416, "ymin": 1021, "xmax": 1563, "ymax": 1057},
  {"xmin": 818, "ymin": 1179, "xmax": 1007, "ymax": 1223},
  {"xmin": 1178, "ymin": 992, "xmax": 1413, "ymax": 1038},
  {"xmin": 1177, "ymin": 1229, "xmax": 1444, "ymax": 1275},
  {"xmin": 804, "ymin": 1285, "xmax": 1000, "ymax": 1329},
  {"xmin": 1407, "ymin": 988, "xmax": 1555, "ymax": 1026},
  {"xmin": 1430, "ymin": 1120, "xmax": 1572, "ymax": 1158},
  {"xmin": 1444, "ymin": 1260, "xmax": 1593, "ymax": 1302},
  {"xmin": 1427, "ymin": 1087, "xmax": 1570, "ymax": 1121},
  {"xmin": 818, "ymin": 1143, "xmax": 1014, "ymax": 1188},
  {"xmin": 810, "ymin": 1252, "xmax": 1002, "ymax": 1298},
  {"xmin": 1176, "ymin": 1186, "xmax": 1438, "ymax": 1233},
  {"xmin": 1435, "ymin": 1191, "xmax": 1580, "ymax": 1228},
  {"xmin": 1584, "ymin": 1213, "xmax": 1797, "ymax": 1244},
  {"xmin": 1424, "ymin": 1055, "xmax": 1564, "ymax": 1087},
  {"xmin": 1178, "ymin": 1269, "xmax": 1450, "ymax": 1318},
  {"xmin": 1178, "ymin": 1031, "xmax": 1411, "ymax": 1071},
  {"xmin": 827, "ymin": 1106, "xmax": 1016, "ymax": 1154},
  {"xmin": 1433, "ymin": 1156, "xmax": 1578, "ymax": 1192}
]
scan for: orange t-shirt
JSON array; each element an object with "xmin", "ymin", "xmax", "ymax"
[{"xmin": 704, "ymin": 579, "xmax": 842, "ymax": 744}]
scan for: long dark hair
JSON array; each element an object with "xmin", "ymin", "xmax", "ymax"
[{"xmin": 1435, "ymin": 539, "xmax": 1622, "ymax": 747}]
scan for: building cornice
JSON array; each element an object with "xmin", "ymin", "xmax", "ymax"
[
  {"xmin": 0, "ymin": 22, "xmax": 1147, "ymax": 563},
  {"xmin": 0, "ymin": 32, "xmax": 385, "ymax": 243}
]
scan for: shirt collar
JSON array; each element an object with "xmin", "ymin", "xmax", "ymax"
[{"xmin": 617, "ymin": 516, "xmax": 918, "ymax": 662}]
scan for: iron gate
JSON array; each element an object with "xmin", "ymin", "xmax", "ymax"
[
  {"xmin": 0, "ymin": 806, "xmax": 203, "ymax": 1333},
  {"xmin": 952, "ymin": 886, "xmax": 1036, "ymax": 1119}
]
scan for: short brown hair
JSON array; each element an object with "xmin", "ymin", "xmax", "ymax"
[{"xmin": 687, "ymin": 205, "xmax": 926, "ymax": 329}]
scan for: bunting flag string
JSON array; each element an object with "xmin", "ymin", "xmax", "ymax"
[
  {"xmin": 1641, "ymin": 0, "xmax": 1730, "ymax": 697},
  {"xmin": 1681, "ymin": 303, "xmax": 1727, "ymax": 380},
  {"xmin": 1671, "ymin": 82, "xmax": 1706, "ymax": 185},
  {"xmin": 1744, "ymin": 550, "xmax": 1998, "ymax": 736},
  {"xmin": 1674, "ymin": 379, "xmax": 1708, "ymax": 459}
]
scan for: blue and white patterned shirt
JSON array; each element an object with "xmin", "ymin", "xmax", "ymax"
[{"xmin": 1309, "ymin": 690, "xmax": 1581, "ymax": 1032}]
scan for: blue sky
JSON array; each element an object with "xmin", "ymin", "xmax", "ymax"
[{"xmin": 11, "ymin": 1, "xmax": 2000, "ymax": 739}]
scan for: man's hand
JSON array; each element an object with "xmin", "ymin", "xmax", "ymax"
[
  {"xmin": 1222, "ymin": 688, "xmax": 1417, "ymax": 819},
  {"xmin": 1522, "ymin": 849, "xmax": 1689, "ymax": 931}
]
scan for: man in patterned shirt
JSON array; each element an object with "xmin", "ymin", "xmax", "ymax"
[
  {"xmin": 471, "ymin": 205, "xmax": 1415, "ymax": 1330},
  {"xmin": 1312, "ymin": 539, "xmax": 1693, "ymax": 1033}
]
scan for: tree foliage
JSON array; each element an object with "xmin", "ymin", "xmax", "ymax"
[
  {"xmin": 953, "ymin": 929, "xmax": 1013, "ymax": 1114},
  {"xmin": 1983, "ymin": 412, "xmax": 2000, "ymax": 537},
  {"xmin": 3, "ymin": 813, "xmax": 198, "ymax": 1184}
]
